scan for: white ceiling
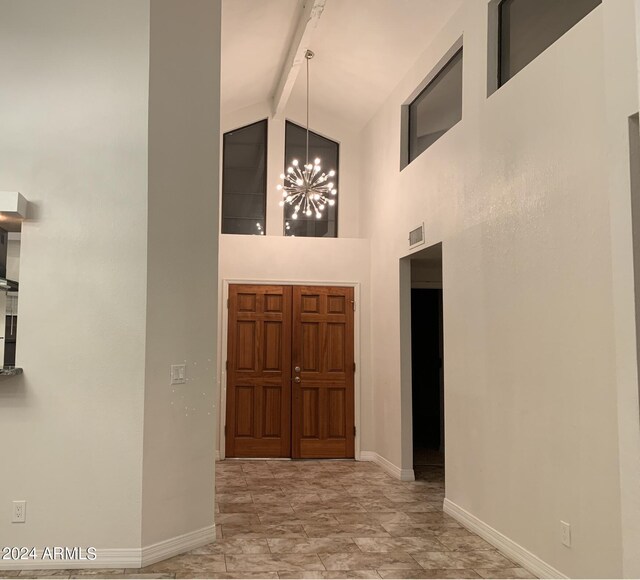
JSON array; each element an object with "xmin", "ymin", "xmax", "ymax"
[{"xmin": 222, "ymin": 0, "xmax": 462, "ymax": 130}]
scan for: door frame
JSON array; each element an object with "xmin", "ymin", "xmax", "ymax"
[{"xmin": 217, "ymin": 278, "xmax": 362, "ymax": 461}]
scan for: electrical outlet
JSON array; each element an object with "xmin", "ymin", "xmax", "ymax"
[
  {"xmin": 560, "ymin": 520, "xmax": 571, "ymax": 547},
  {"xmin": 12, "ymin": 500, "xmax": 26, "ymax": 523},
  {"xmin": 170, "ymin": 364, "xmax": 186, "ymax": 385}
]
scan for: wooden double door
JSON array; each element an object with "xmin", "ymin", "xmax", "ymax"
[{"xmin": 225, "ymin": 284, "xmax": 355, "ymax": 459}]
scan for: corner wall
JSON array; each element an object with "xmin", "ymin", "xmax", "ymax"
[
  {"xmin": 361, "ymin": 1, "xmax": 637, "ymax": 577},
  {"xmin": 0, "ymin": 0, "xmax": 150, "ymax": 552},
  {"xmin": 142, "ymin": 0, "xmax": 221, "ymax": 549}
]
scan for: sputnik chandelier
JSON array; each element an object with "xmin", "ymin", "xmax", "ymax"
[{"xmin": 278, "ymin": 50, "xmax": 337, "ymax": 221}]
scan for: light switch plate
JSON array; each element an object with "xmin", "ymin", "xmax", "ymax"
[
  {"xmin": 170, "ymin": 364, "xmax": 186, "ymax": 385},
  {"xmin": 560, "ymin": 521, "xmax": 571, "ymax": 547}
]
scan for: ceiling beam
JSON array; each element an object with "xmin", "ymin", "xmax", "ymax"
[{"xmin": 271, "ymin": 0, "xmax": 326, "ymax": 118}]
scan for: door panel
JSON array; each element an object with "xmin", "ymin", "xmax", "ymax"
[
  {"xmin": 226, "ymin": 285, "xmax": 292, "ymax": 457},
  {"xmin": 292, "ymin": 286, "xmax": 355, "ymax": 459}
]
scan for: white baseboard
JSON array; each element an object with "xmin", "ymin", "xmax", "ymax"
[
  {"xmin": 360, "ymin": 450, "xmax": 415, "ymax": 481},
  {"xmin": 0, "ymin": 548, "xmax": 140, "ymax": 570},
  {"xmin": 0, "ymin": 525, "xmax": 217, "ymax": 570},
  {"xmin": 443, "ymin": 498, "xmax": 567, "ymax": 579},
  {"xmin": 141, "ymin": 524, "xmax": 217, "ymax": 567}
]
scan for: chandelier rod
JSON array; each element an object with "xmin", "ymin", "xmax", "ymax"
[{"xmin": 305, "ymin": 50, "xmax": 314, "ymax": 167}]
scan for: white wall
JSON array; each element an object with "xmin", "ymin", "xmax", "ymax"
[
  {"xmin": 142, "ymin": 0, "xmax": 221, "ymax": 548},
  {"xmin": 0, "ymin": 0, "xmax": 150, "ymax": 551},
  {"xmin": 604, "ymin": 0, "xmax": 640, "ymax": 577},
  {"xmin": 361, "ymin": 1, "xmax": 638, "ymax": 577}
]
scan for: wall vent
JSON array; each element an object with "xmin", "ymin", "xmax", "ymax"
[{"xmin": 409, "ymin": 223, "xmax": 425, "ymax": 249}]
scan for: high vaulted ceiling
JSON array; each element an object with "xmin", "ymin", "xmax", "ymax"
[{"xmin": 222, "ymin": 0, "xmax": 462, "ymax": 130}]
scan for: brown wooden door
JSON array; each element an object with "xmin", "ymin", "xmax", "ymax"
[
  {"xmin": 291, "ymin": 286, "xmax": 355, "ymax": 459},
  {"xmin": 225, "ymin": 285, "xmax": 292, "ymax": 457}
]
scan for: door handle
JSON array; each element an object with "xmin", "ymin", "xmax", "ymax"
[
  {"xmin": 294, "ymin": 366, "xmax": 301, "ymax": 373},
  {"xmin": 293, "ymin": 377, "xmax": 301, "ymax": 383}
]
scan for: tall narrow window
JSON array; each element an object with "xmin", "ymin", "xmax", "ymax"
[
  {"xmin": 498, "ymin": 0, "xmax": 602, "ymax": 86},
  {"xmin": 222, "ymin": 119, "xmax": 267, "ymax": 235},
  {"xmin": 284, "ymin": 121, "xmax": 339, "ymax": 238},
  {"xmin": 408, "ymin": 48, "xmax": 463, "ymax": 164}
]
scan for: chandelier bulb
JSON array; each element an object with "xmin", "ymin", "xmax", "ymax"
[
  {"xmin": 328, "ymin": 170, "xmax": 336, "ymax": 177},
  {"xmin": 314, "ymin": 158, "xmax": 321, "ymax": 165},
  {"xmin": 292, "ymin": 159, "xmax": 299, "ymax": 167}
]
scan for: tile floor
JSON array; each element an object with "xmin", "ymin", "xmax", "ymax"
[{"xmin": 4, "ymin": 461, "xmax": 537, "ymax": 579}]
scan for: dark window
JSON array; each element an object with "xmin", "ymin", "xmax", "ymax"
[
  {"xmin": 222, "ymin": 119, "xmax": 267, "ymax": 235},
  {"xmin": 499, "ymin": 0, "xmax": 602, "ymax": 86},
  {"xmin": 283, "ymin": 121, "xmax": 339, "ymax": 238},
  {"xmin": 408, "ymin": 49, "xmax": 463, "ymax": 164}
]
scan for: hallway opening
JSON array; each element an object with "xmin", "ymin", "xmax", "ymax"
[{"xmin": 405, "ymin": 243, "xmax": 444, "ymax": 480}]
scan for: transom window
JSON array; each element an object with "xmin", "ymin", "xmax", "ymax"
[
  {"xmin": 498, "ymin": 0, "xmax": 602, "ymax": 86},
  {"xmin": 408, "ymin": 48, "xmax": 463, "ymax": 165},
  {"xmin": 222, "ymin": 119, "xmax": 267, "ymax": 236},
  {"xmin": 284, "ymin": 121, "xmax": 339, "ymax": 238}
]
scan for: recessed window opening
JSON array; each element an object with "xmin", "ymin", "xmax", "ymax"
[
  {"xmin": 408, "ymin": 48, "xmax": 463, "ymax": 165},
  {"xmin": 284, "ymin": 121, "xmax": 339, "ymax": 238},
  {"xmin": 498, "ymin": 0, "xmax": 602, "ymax": 87},
  {"xmin": 221, "ymin": 119, "xmax": 268, "ymax": 235}
]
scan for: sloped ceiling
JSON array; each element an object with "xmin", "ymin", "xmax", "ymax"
[{"xmin": 222, "ymin": 0, "xmax": 462, "ymax": 130}]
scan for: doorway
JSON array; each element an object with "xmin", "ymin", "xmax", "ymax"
[
  {"xmin": 407, "ymin": 244, "xmax": 444, "ymax": 479},
  {"xmin": 225, "ymin": 284, "xmax": 355, "ymax": 459}
]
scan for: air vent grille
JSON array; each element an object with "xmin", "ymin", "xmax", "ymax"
[{"xmin": 409, "ymin": 224, "xmax": 425, "ymax": 248}]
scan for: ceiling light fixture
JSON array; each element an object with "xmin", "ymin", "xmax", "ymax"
[{"xmin": 278, "ymin": 50, "xmax": 337, "ymax": 221}]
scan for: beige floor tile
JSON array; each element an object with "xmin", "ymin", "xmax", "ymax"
[
  {"xmin": 475, "ymin": 567, "xmax": 537, "ymax": 579},
  {"xmin": 259, "ymin": 513, "xmax": 340, "ymax": 526},
  {"xmin": 225, "ymin": 554, "xmax": 325, "ymax": 572},
  {"xmin": 267, "ymin": 538, "xmax": 360, "ymax": 554},
  {"xmin": 222, "ymin": 524, "xmax": 307, "ymax": 539},
  {"xmin": 380, "ymin": 524, "xmax": 440, "ymax": 538},
  {"xmin": 251, "ymin": 492, "xmax": 289, "ymax": 503},
  {"xmin": 94, "ymin": 575, "xmax": 176, "ymax": 579},
  {"xmin": 66, "ymin": 570, "xmax": 125, "ymax": 577},
  {"xmin": 134, "ymin": 553, "xmax": 226, "ymax": 577},
  {"xmin": 377, "ymin": 569, "xmax": 481, "ymax": 579},
  {"xmin": 17, "ymin": 572, "xmax": 72, "ymax": 578},
  {"xmin": 320, "ymin": 552, "xmax": 418, "ymax": 571},
  {"xmin": 411, "ymin": 551, "xmax": 515, "ymax": 570},
  {"xmin": 353, "ymin": 537, "xmax": 448, "ymax": 554},
  {"xmin": 304, "ymin": 524, "xmax": 391, "ymax": 538},
  {"xmin": 197, "ymin": 573, "xmax": 278, "ymax": 579},
  {"xmin": 436, "ymin": 535, "xmax": 494, "ymax": 551},
  {"xmin": 190, "ymin": 538, "xmax": 270, "ymax": 555},
  {"xmin": 216, "ymin": 513, "xmax": 262, "ymax": 525},
  {"xmin": 335, "ymin": 512, "xmax": 415, "ymax": 525},
  {"xmin": 218, "ymin": 502, "xmax": 260, "ymax": 513},
  {"xmin": 278, "ymin": 571, "xmax": 380, "ymax": 579}
]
